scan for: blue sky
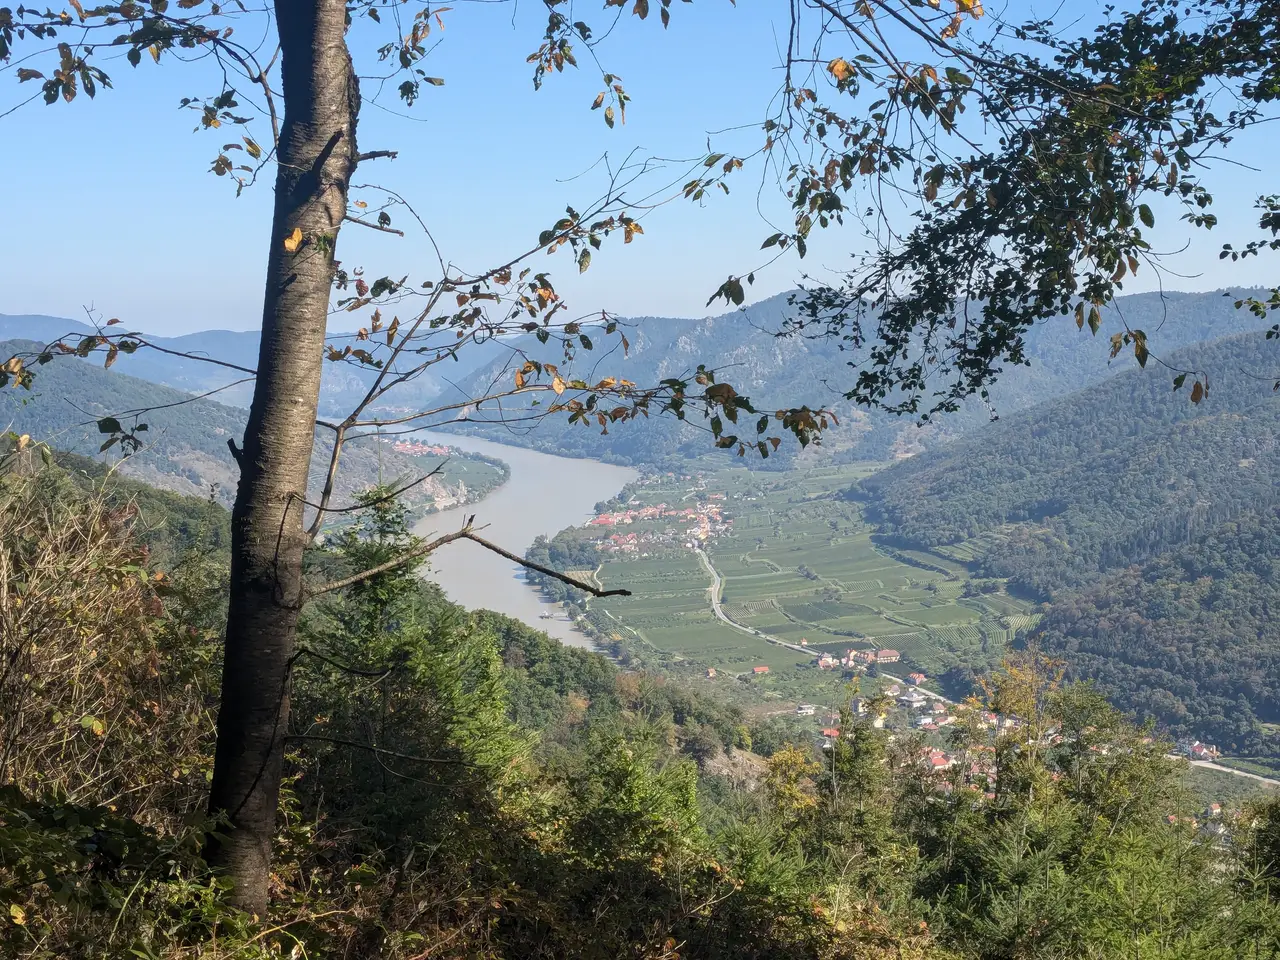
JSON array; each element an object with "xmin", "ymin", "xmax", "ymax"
[{"xmin": 1, "ymin": 0, "xmax": 1275, "ymax": 334}]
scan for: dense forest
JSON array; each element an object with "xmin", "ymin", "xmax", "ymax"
[
  {"xmin": 857, "ymin": 332, "xmax": 1280, "ymax": 594},
  {"xmin": 1035, "ymin": 507, "xmax": 1280, "ymax": 755},
  {"xmin": 6, "ymin": 444, "xmax": 1280, "ymax": 958},
  {"xmin": 854, "ymin": 331, "xmax": 1280, "ymax": 757}
]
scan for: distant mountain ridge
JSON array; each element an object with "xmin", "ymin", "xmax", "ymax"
[
  {"xmin": 0, "ymin": 314, "xmax": 508, "ymax": 418},
  {"xmin": 0, "ymin": 336, "xmax": 485, "ymax": 512},
  {"xmin": 431, "ymin": 288, "xmax": 1278, "ymax": 467},
  {"xmin": 4, "ymin": 287, "xmax": 1273, "ymax": 468}
]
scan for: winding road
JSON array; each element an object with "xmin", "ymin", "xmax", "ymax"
[{"xmin": 693, "ymin": 546, "xmax": 1280, "ymax": 790}]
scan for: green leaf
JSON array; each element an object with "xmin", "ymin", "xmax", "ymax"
[
  {"xmin": 97, "ymin": 417, "xmax": 122, "ymax": 435},
  {"xmin": 1172, "ymin": 373, "xmax": 1187, "ymax": 391},
  {"xmin": 1138, "ymin": 204, "xmax": 1154, "ymax": 228}
]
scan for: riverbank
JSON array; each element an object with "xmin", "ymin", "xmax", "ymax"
[{"xmin": 409, "ymin": 430, "xmax": 637, "ymax": 650}]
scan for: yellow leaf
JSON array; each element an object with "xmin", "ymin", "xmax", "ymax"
[
  {"xmin": 552, "ymin": 375, "xmax": 566, "ymax": 395},
  {"xmin": 9, "ymin": 904, "xmax": 26, "ymax": 925},
  {"xmin": 827, "ymin": 58, "xmax": 853, "ymax": 82},
  {"xmin": 283, "ymin": 227, "xmax": 303, "ymax": 253}
]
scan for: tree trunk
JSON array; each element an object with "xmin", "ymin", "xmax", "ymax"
[{"xmin": 206, "ymin": 0, "xmax": 358, "ymax": 912}]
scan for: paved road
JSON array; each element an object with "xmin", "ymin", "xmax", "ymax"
[
  {"xmin": 694, "ymin": 548, "xmax": 1280, "ymax": 790},
  {"xmin": 1185, "ymin": 759, "xmax": 1280, "ymax": 786},
  {"xmin": 694, "ymin": 547, "xmax": 812, "ymax": 657}
]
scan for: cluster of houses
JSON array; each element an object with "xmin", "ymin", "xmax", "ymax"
[
  {"xmin": 1179, "ymin": 739, "xmax": 1221, "ymax": 761},
  {"xmin": 810, "ymin": 648, "xmax": 903, "ymax": 671},
  {"xmin": 390, "ymin": 440, "xmax": 454, "ymax": 457},
  {"xmin": 587, "ymin": 500, "xmax": 732, "ymax": 552}
]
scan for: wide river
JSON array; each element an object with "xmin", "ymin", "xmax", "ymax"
[{"xmin": 410, "ymin": 431, "xmax": 637, "ymax": 649}]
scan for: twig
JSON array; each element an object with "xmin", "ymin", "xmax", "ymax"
[
  {"xmin": 357, "ymin": 150, "xmax": 399, "ymax": 163},
  {"xmin": 343, "ymin": 214, "xmax": 405, "ymax": 237},
  {"xmin": 303, "ymin": 523, "xmax": 632, "ymax": 600},
  {"xmin": 283, "ymin": 734, "xmax": 461, "ymax": 765},
  {"xmin": 305, "ymin": 527, "xmax": 473, "ymax": 598},
  {"xmin": 292, "ymin": 462, "xmax": 446, "ymax": 516}
]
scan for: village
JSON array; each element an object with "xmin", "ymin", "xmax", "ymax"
[
  {"xmin": 585, "ymin": 495, "xmax": 733, "ymax": 554},
  {"xmin": 789, "ymin": 688, "xmax": 1235, "ymax": 837}
]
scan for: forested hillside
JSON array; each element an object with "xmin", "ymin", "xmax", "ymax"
[
  {"xmin": 856, "ymin": 332, "xmax": 1280, "ymax": 595},
  {"xmin": 1035, "ymin": 508, "xmax": 1280, "ymax": 755},
  {"xmin": 853, "ymin": 331, "xmax": 1280, "ymax": 756},
  {"xmin": 7, "ymin": 449, "xmax": 1280, "ymax": 959},
  {"xmin": 439, "ymin": 289, "xmax": 1275, "ymax": 467},
  {"xmin": 0, "ymin": 339, "xmax": 492, "ymax": 511}
]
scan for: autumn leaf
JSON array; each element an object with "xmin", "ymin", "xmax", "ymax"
[
  {"xmin": 1190, "ymin": 380, "xmax": 1204, "ymax": 404},
  {"xmin": 283, "ymin": 227, "xmax": 303, "ymax": 253},
  {"xmin": 552, "ymin": 375, "xmax": 567, "ymax": 395},
  {"xmin": 827, "ymin": 58, "xmax": 853, "ymax": 82}
]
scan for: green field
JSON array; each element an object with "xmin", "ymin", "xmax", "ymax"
[{"xmin": 571, "ymin": 463, "xmax": 1036, "ymax": 680}]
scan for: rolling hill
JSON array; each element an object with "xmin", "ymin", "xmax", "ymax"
[
  {"xmin": 8, "ymin": 287, "xmax": 1272, "ymax": 468},
  {"xmin": 0, "ymin": 338, "xmax": 498, "ymax": 514},
  {"xmin": 853, "ymin": 330, "xmax": 1280, "ymax": 756},
  {"xmin": 855, "ymin": 331, "xmax": 1280, "ymax": 595},
  {"xmin": 432, "ymin": 288, "xmax": 1278, "ymax": 467}
]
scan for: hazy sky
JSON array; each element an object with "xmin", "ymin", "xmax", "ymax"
[{"xmin": 1, "ymin": 1, "xmax": 1274, "ymax": 334}]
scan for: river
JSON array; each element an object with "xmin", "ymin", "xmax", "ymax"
[{"xmin": 410, "ymin": 431, "xmax": 637, "ymax": 649}]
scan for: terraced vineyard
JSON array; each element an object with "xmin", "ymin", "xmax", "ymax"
[{"xmin": 568, "ymin": 464, "xmax": 1039, "ymax": 680}]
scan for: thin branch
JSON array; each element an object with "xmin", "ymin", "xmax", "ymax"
[
  {"xmin": 283, "ymin": 734, "xmax": 462, "ymax": 765},
  {"xmin": 460, "ymin": 531, "xmax": 632, "ymax": 597},
  {"xmin": 305, "ymin": 526, "xmax": 474, "ymax": 598},
  {"xmin": 304, "ymin": 522, "xmax": 632, "ymax": 601},
  {"xmin": 295, "ymin": 462, "xmax": 447, "ymax": 518},
  {"xmin": 357, "ymin": 149, "xmax": 399, "ymax": 163},
  {"xmin": 343, "ymin": 214, "xmax": 405, "ymax": 237},
  {"xmin": 294, "ymin": 645, "xmax": 404, "ymax": 679}
]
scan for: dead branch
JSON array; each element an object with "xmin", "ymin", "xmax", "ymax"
[
  {"xmin": 304, "ymin": 522, "xmax": 631, "ymax": 600},
  {"xmin": 283, "ymin": 734, "xmax": 462, "ymax": 765},
  {"xmin": 343, "ymin": 214, "xmax": 406, "ymax": 236},
  {"xmin": 459, "ymin": 530, "xmax": 632, "ymax": 597}
]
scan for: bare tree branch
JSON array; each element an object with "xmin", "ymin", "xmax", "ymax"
[
  {"xmin": 283, "ymin": 734, "xmax": 463, "ymax": 765},
  {"xmin": 343, "ymin": 214, "xmax": 405, "ymax": 236}
]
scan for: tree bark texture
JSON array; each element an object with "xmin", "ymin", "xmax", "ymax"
[{"xmin": 206, "ymin": 0, "xmax": 358, "ymax": 912}]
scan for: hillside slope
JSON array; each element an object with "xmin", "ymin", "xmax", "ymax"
[
  {"xmin": 856, "ymin": 332, "xmax": 1280, "ymax": 595},
  {"xmin": 436, "ymin": 289, "xmax": 1276, "ymax": 467},
  {"xmin": 0, "ymin": 314, "xmax": 508, "ymax": 416},
  {"xmin": 0, "ymin": 340, "xmax": 493, "ymax": 512},
  {"xmin": 1034, "ymin": 507, "xmax": 1280, "ymax": 755}
]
